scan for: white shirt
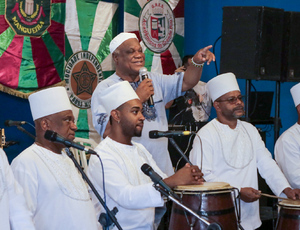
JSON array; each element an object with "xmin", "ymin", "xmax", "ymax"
[
  {"xmin": 275, "ymin": 123, "xmax": 300, "ymax": 189},
  {"xmin": 87, "ymin": 137, "xmax": 165, "ymax": 230},
  {"xmin": 91, "ymin": 72, "xmax": 184, "ymax": 176},
  {"xmin": 190, "ymin": 119, "xmax": 290, "ymax": 230},
  {"xmin": 11, "ymin": 144, "xmax": 100, "ymax": 230},
  {"xmin": 0, "ymin": 148, "xmax": 35, "ymax": 230}
]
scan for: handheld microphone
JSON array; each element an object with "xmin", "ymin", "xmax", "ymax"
[
  {"xmin": 149, "ymin": 130, "xmax": 194, "ymax": 139},
  {"xmin": 139, "ymin": 67, "xmax": 154, "ymax": 107},
  {"xmin": 44, "ymin": 130, "xmax": 97, "ymax": 155},
  {"xmin": 141, "ymin": 163, "xmax": 179, "ymax": 199},
  {"xmin": 5, "ymin": 120, "xmax": 26, "ymax": 126}
]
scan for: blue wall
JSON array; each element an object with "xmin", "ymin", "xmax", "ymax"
[
  {"xmin": 185, "ymin": 0, "xmax": 300, "ymax": 154},
  {"xmin": 1, "ymin": 0, "xmax": 299, "ymax": 162}
]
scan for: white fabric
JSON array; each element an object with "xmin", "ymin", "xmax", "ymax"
[
  {"xmin": 0, "ymin": 149, "xmax": 35, "ymax": 230},
  {"xmin": 109, "ymin": 32, "xmax": 138, "ymax": 54},
  {"xmin": 87, "ymin": 137, "xmax": 165, "ymax": 230},
  {"xmin": 98, "ymin": 81, "xmax": 139, "ymax": 120},
  {"xmin": 290, "ymin": 83, "xmax": 300, "ymax": 107},
  {"xmin": 11, "ymin": 144, "xmax": 100, "ymax": 230},
  {"xmin": 275, "ymin": 123, "xmax": 300, "ymax": 189},
  {"xmin": 207, "ymin": 72, "xmax": 240, "ymax": 102},
  {"xmin": 29, "ymin": 86, "xmax": 72, "ymax": 120},
  {"xmin": 91, "ymin": 71, "xmax": 184, "ymax": 176},
  {"xmin": 190, "ymin": 119, "xmax": 291, "ymax": 230}
]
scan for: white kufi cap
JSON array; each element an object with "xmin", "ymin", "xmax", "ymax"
[
  {"xmin": 290, "ymin": 82, "xmax": 300, "ymax": 107},
  {"xmin": 96, "ymin": 81, "xmax": 140, "ymax": 137},
  {"xmin": 29, "ymin": 86, "xmax": 72, "ymax": 120},
  {"xmin": 109, "ymin": 32, "xmax": 138, "ymax": 54},
  {"xmin": 207, "ymin": 72, "xmax": 240, "ymax": 102}
]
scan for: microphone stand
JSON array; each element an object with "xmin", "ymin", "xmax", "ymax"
[
  {"xmin": 16, "ymin": 125, "xmax": 35, "ymax": 140},
  {"xmin": 154, "ymin": 185, "xmax": 221, "ymax": 230},
  {"xmin": 65, "ymin": 148, "xmax": 122, "ymax": 230},
  {"xmin": 169, "ymin": 137, "xmax": 193, "ymax": 165}
]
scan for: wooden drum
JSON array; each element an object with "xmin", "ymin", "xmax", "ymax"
[
  {"xmin": 276, "ymin": 199, "xmax": 300, "ymax": 230},
  {"xmin": 169, "ymin": 182, "xmax": 239, "ymax": 230}
]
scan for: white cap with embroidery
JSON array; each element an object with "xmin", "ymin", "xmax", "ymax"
[
  {"xmin": 207, "ymin": 72, "xmax": 240, "ymax": 102},
  {"xmin": 290, "ymin": 82, "xmax": 300, "ymax": 107},
  {"xmin": 109, "ymin": 32, "xmax": 138, "ymax": 54},
  {"xmin": 29, "ymin": 86, "xmax": 72, "ymax": 120}
]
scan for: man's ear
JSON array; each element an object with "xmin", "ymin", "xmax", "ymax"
[
  {"xmin": 112, "ymin": 52, "xmax": 118, "ymax": 64},
  {"xmin": 213, "ymin": 101, "xmax": 221, "ymax": 112},
  {"xmin": 111, "ymin": 109, "xmax": 120, "ymax": 123},
  {"xmin": 39, "ymin": 118, "xmax": 50, "ymax": 131}
]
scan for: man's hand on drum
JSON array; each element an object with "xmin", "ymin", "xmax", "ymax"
[
  {"xmin": 283, "ymin": 187, "xmax": 300, "ymax": 200},
  {"xmin": 163, "ymin": 163, "xmax": 204, "ymax": 188},
  {"xmin": 240, "ymin": 187, "xmax": 261, "ymax": 203}
]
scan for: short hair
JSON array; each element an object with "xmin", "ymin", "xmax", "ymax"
[{"xmin": 182, "ymin": 55, "xmax": 193, "ymax": 66}]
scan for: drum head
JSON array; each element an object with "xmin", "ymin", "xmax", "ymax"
[
  {"xmin": 278, "ymin": 199, "xmax": 300, "ymax": 209},
  {"xmin": 174, "ymin": 182, "xmax": 232, "ymax": 192}
]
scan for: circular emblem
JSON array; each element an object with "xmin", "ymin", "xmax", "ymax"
[
  {"xmin": 5, "ymin": 0, "xmax": 51, "ymax": 37},
  {"xmin": 64, "ymin": 51, "xmax": 103, "ymax": 109},
  {"xmin": 139, "ymin": 0, "xmax": 175, "ymax": 53}
]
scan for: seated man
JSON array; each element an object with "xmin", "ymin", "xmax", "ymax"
[
  {"xmin": 87, "ymin": 81, "xmax": 203, "ymax": 230},
  {"xmin": 0, "ymin": 148, "xmax": 35, "ymax": 230},
  {"xmin": 275, "ymin": 82, "xmax": 300, "ymax": 189},
  {"xmin": 11, "ymin": 87, "xmax": 100, "ymax": 230},
  {"xmin": 189, "ymin": 72, "xmax": 300, "ymax": 230}
]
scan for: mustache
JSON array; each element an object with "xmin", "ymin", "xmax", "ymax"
[{"xmin": 233, "ymin": 106, "xmax": 244, "ymax": 111}]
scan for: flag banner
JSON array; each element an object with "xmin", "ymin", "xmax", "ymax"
[
  {"xmin": 0, "ymin": 0, "xmax": 65, "ymax": 98},
  {"xmin": 124, "ymin": 0, "xmax": 184, "ymax": 74},
  {"xmin": 64, "ymin": 0, "xmax": 119, "ymax": 140}
]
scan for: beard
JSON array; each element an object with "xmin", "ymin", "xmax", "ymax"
[{"xmin": 233, "ymin": 106, "xmax": 245, "ymax": 118}]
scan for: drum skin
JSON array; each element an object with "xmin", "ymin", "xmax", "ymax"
[
  {"xmin": 169, "ymin": 183, "xmax": 238, "ymax": 230},
  {"xmin": 276, "ymin": 200, "xmax": 300, "ymax": 230}
]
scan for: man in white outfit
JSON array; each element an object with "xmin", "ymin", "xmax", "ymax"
[
  {"xmin": 275, "ymin": 82, "xmax": 300, "ymax": 189},
  {"xmin": 11, "ymin": 86, "xmax": 100, "ymax": 230},
  {"xmin": 0, "ymin": 148, "xmax": 35, "ymax": 230},
  {"xmin": 91, "ymin": 32, "xmax": 215, "ymax": 176},
  {"xmin": 88, "ymin": 81, "xmax": 204, "ymax": 230},
  {"xmin": 190, "ymin": 72, "xmax": 300, "ymax": 230}
]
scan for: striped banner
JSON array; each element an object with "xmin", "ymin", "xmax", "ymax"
[
  {"xmin": 0, "ymin": 0, "xmax": 65, "ymax": 98},
  {"xmin": 65, "ymin": 0, "xmax": 119, "ymax": 140},
  {"xmin": 124, "ymin": 0, "xmax": 184, "ymax": 74}
]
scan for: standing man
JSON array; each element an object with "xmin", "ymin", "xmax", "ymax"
[
  {"xmin": 0, "ymin": 148, "xmax": 35, "ymax": 230},
  {"xmin": 92, "ymin": 32, "xmax": 215, "ymax": 176},
  {"xmin": 275, "ymin": 82, "xmax": 300, "ymax": 189},
  {"xmin": 189, "ymin": 73, "xmax": 300, "ymax": 230},
  {"xmin": 87, "ymin": 81, "xmax": 204, "ymax": 230},
  {"xmin": 11, "ymin": 87, "xmax": 100, "ymax": 230}
]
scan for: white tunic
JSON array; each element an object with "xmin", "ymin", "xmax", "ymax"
[
  {"xmin": 11, "ymin": 144, "xmax": 100, "ymax": 230},
  {"xmin": 275, "ymin": 123, "xmax": 300, "ymax": 189},
  {"xmin": 0, "ymin": 148, "xmax": 35, "ymax": 230},
  {"xmin": 87, "ymin": 137, "xmax": 165, "ymax": 230},
  {"xmin": 190, "ymin": 119, "xmax": 290, "ymax": 230},
  {"xmin": 91, "ymin": 72, "xmax": 184, "ymax": 176}
]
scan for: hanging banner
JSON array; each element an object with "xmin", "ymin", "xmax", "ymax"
[
  {"xmin": 64, "ymin": 0, "xmax": 119, "ymax": 140},
  {"xmin": 124, "ymin": 0, "xmax": 184, "ymax": 74},
  {"xmin": 0, "ymin": 0, "xmax": 65, "ymax": 98}
]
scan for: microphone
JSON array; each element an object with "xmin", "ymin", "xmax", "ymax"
[
  {"xmin": 141, "ymin": 163, "xmax": 179, "ymax": 199},
  {"xmin": 5, "ymin": 120, "xmax": 26, "ymax": 126},
  {"xmin": 139, "ymin": 67, "xmax": 154, "ymax": 107},
  {"xmin": 44, "ymin": 130, "xmax": 97, "ymax": 155},
  {"xmin": 149, "ymin": 130, "xmax": 194, "ymax": 139}
]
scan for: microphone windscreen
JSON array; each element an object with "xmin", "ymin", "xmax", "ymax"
[
  {"xmin": 4, "ymin": 120, "xmax": 10, "ymax": 127},
  {"xmin": 149, "ymin": 131, "xmax": 159, "ymax": 139},
  {"xmin": 139, "ymin": 67, "xmax": 148, "ymax": 75},
  {"xmin": 141, "ymin": 163, "xmax": 152, "ymax": 175},
  {"xmin": 44, "ymin": 130, "xmax": 56, "ymax": 141}
]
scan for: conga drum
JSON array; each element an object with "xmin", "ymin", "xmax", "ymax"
[
  {"xmin": 276, "ymin": 199, "xmax": 300, "ymax": 230},
  {"xmin": 169, "ymin": 182, "xmax": 239, "ymax": 230}
]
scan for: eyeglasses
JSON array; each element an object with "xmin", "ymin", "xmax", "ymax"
[{"xmin": 216, "ymin": 95, "xmax": 244, "ymax": 104}]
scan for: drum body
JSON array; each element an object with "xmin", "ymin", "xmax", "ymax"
[
  {"xmin": 169, "ymin": 182, "xmax": 238, "ymax": 230},
  {"xmin": 276, "ymin": 200, "xmax": 300, "ymax": 230}
]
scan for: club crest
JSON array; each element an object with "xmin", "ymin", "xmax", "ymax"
[
  {"xmin": 139, "ymin": 0, "xmax": 175, "ymax": 53},
  {"xmin": 64, "ymin": 51, "xmax": 103, "ymax": 109}
]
